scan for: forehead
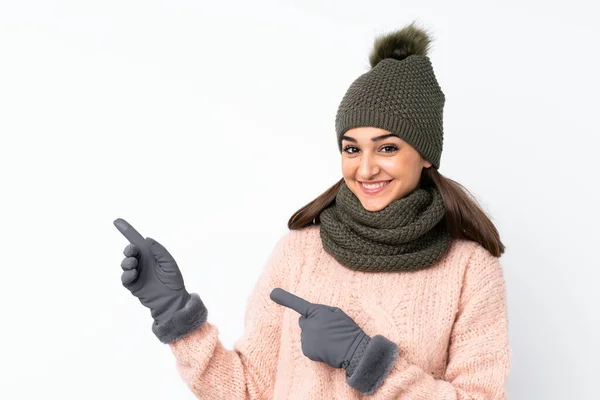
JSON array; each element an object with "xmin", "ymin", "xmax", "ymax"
[
  {"xmin": 344, "ymin": 126, "xmax": 390, "ymax": 137},
  {"xmin": 342, "ymin": 127, "xmax": 404, "ymax": 144}
]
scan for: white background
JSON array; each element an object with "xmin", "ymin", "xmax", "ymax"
[{"xmin": 1, "ymin": 1, "xmax": 598, "ymax": 399}]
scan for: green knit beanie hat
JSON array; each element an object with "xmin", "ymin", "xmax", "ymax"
[{"xmin": 335, "ymin": 22, "xmax": 445, "ymax": 169}]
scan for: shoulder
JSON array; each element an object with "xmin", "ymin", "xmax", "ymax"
[
  {"xmin": 448, "ymin": 239, "xmax": 506, "ymax": 294},
  {"xmin": 446, "ymin": 238, "xmax": 503, "ymax": 269},
  {"xmin": 286, "ymin": 224, "xmax": 322, "ymax": 249},
  {"xmin": 268, "ymin": 224, "xmax": 321, "ymax": 260},
  {"xmin": 273, "ymin": 225, "xmax": 324, "ymax": 267}
]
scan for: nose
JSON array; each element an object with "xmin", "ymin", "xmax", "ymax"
[{"xmin": 358, "ymin": 151, "xmax": 380, "ymax": 178}]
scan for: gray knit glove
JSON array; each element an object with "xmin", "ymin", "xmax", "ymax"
[{"xmin": 114, "ymin": 218, "xmax": 207, "ymax": 343}]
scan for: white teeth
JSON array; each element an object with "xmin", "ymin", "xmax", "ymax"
[{"xmin": 361, "ymin": 181, "xmax": 390, "ymax": 189}]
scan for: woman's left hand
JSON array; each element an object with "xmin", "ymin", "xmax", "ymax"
[{"xmin": 270, "ymin": 287, "xmax": 370, "ymax": 371}]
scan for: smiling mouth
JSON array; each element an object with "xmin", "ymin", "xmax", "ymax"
[{"xmin": 358, "ymin": 179, "xmax": 393, "ymax": 194}]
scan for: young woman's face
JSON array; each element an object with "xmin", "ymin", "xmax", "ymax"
[{"xmin": 341, "ymin": 126, "xmax": 432, "ymax": 212}]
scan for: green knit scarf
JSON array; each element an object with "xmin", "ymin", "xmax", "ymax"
[{"xmin": 319, "ymin": 181, "xmax": 453, "ymax": 272}]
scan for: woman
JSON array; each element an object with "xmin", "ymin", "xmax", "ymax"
[{"xmin": 115, "ymin": 22, "xmax": 510, "ymax": 399}]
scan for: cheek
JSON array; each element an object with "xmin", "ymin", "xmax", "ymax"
[
  {"xmin": 382, "ymin": 159, "xmax": 408, "ymax": 176},
  {"xmin": 341, "ymin": 160, "xmax": 354, "ymax": 177},
  {"xmin": 389, "ymin": 156, "xmax": 421, "ymax": 173}
]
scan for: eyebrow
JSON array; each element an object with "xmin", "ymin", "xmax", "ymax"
[{"xmin": 341, "ymin": 133, "xmax": 397, "ymax": 143}]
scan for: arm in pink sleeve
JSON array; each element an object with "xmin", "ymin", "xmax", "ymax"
[
  {"xmin": 167, "ymin": 230, "xmax": 302, "ymax": 400},
  {"xmin": 347, "ymin": 245, "xmax": 511, "ymax": 399}
]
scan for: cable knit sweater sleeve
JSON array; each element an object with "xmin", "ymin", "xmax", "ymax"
[
  {"xmin": 359, "ymin": 244, "xmax": 511, "ymax": 399},
  {"xmin": 167, "ymin": 229, "xmax": 301, "ymax": 400}
]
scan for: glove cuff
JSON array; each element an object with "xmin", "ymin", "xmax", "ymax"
[
  {"xmin": 346, "ymin": 334, "xmax": 399, "ymax": 395},
  {"xmin": 345, "ymin": 334, "xmax": 371, "ymax": 377},
  {"xmin": 151, "ymin": 293, "xmax": 208, "ymax": 344}
]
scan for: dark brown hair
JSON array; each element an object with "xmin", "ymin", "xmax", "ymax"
[{"xmin": 287, "ymin": 167, "xmax": 505, "ymax": 257}]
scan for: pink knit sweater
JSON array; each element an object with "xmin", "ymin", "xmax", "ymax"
[{"xmin": 169, "ymin": 225, "xmax": 510, "ymax": 399}]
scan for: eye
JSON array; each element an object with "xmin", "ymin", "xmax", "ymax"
[
  {"xmin": 381, "ymin": 145, "xmax": 398, "ymax": 153},
  {"xmin": 342, "ymin": 144, "xmax": 398, "ymax": 154},
  {"xmin": 342, "ymin": 145, "xmax": 358, "ymax": 154}
]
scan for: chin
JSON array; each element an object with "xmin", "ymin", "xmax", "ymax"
[
  {"xmin": 363, "ymin": 203, "xmax": 390, "ymax": 212},
  {"xmin": 358, "ymin": 198, "xmax": 393, "ymax": 212}
]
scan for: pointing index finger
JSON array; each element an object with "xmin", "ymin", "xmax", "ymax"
[
  {"xmin": 114, "ymin": 218, "xmax": 145, "ymax": 246},
  {"xmin": 270, "ymin": 288, "xmax": 313, "ymax": 317}
]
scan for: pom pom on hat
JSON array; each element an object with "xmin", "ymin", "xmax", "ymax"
[{"xmin": 368, "ymin": 21, "xmax": 433, "ymax": 68}]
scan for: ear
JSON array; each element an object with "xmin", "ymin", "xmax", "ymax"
[{"xmin": 423, "ymin": 159, "xmax": 432, "ymax": 168}]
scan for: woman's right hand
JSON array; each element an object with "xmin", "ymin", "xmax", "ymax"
[{"xmin": 114, "ymin": 218, "xmax": 192, "ymax": 327}]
